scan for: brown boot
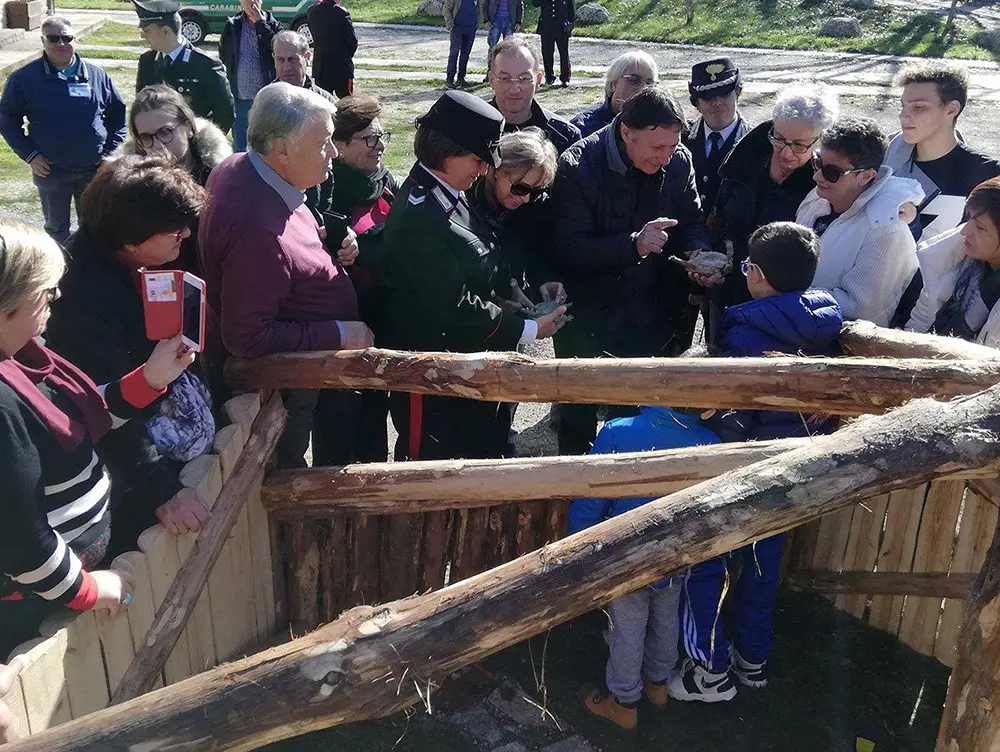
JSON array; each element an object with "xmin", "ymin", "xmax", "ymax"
[
  {"xmin": 579, "ymin": 683, "xmax": 638, "ymax": 734},
  {"xmin": 643, "ymin": 678, "xmax": 668, "ymax": 711}
]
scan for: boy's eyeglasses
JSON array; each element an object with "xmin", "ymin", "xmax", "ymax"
[
  {"xmin": 355, "ymin": 131, "xmax": 391, "ymax": 150},
  {"xmin": 499, "ymin": 171, "xmax": 546, "ymax": 200},
  {"xmin": 44, "ymin": 34, "xmax": 75, "ymax": 44},
  {"xmin": 137, "ymin": 124, "xmax": 177, "ymax": 150},
  {"xmin": 740, "ymin": 259, "xmax": 760, "ymax": 278},
  {"xmin": 811, "ymin": 152, "xmax": 868, "ymax": 183},
  {"xmin": 767, "ymin": 129, "xmax": 819, "ymax": 156}
]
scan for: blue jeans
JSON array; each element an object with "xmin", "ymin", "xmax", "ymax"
[
  {"xmin": 32, "ymin": 164, "xmax": 97, "ymax": 245},
  {"xmin": 447, "ymin": 25, "xmax": 476, "ymax": 83},
  {"xmin": 486, "ymin": 16, "xmax": 515, "ymax": 70},
  {"xmin": 233, "ymin": 98, "xmax": 253, "ymax": 152}
]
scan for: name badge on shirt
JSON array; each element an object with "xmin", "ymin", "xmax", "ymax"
[{"xmin": 68, "ymin": 82, "xmax": 91, "ymax": 97}]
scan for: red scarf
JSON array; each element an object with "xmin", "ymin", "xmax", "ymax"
[{"xmin": 0, "ymin": 339, "xmax": 112, "ymax": 452}]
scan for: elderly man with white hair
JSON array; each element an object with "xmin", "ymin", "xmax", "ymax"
[
  {"xmin": 198, "ymin": 82, "xmax": 373, "ymax": 468},
  {"xmin": 571, "ymin": 50, "xmax": 658, "ymax": 139}
]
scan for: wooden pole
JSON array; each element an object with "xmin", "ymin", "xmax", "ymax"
[
  {"xmin": 936, "ymin": 508, "xmax": 1000, "ymax": 750},
  {"xmin": 13, "ymin": 385, "xmax": 1000, "ymax": 752},
  {"xmin": 786, "ymin": 570, "xmax": 976, "ymax": 600},
  {"xmin": 224, "ymin": 349, "xmax": 1000, "ymax": 415},
  {"xmin": 839, "ymin": 321, "xmax": 1000, "ymax": 361},
  {"xmin": 262, "ymin": 439, "xmax": 1000, "ymax": 516},
  {"xmin": 108, "ymin": 393, "xmax": 287, "ymax": 704}
]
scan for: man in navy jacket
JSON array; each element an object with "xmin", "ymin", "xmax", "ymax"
[{"xmin": 0, "ymin": 17, "xmax": 125, "ymax": 244}]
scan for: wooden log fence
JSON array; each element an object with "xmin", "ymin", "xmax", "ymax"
[
  {"xmin": 225, "ymin": 348, "xmax": 1000, "ymax": 415},
  {"xmin": 10, "ymin": 378, "xmax": 1000, "ymax": 751}
]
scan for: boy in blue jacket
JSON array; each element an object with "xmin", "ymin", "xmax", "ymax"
[
  {"xmin": 570, "ymin": 409, "xmax": 722, "ymax": 733},
  {"xmin": 668, "ymin": 221, "xmax": 842, "ymax": 703}
]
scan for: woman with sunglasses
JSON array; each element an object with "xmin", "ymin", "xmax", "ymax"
[
  {"xmin": 699, "ymin": 83, "xmax": 838, "ymax": 342},
  {"xmin": 45, "ymin": 156, "xmax": 216, "ymax": 557},
  {"xmin": 906, "ymin": 177, "xmax": 1000, "ymax": 346},
  {"xmin": 469, "ymin": 127, "xmax": 565, "ymax": 308},
  {"xmin": 571, "ymin": 51, "xmax": 659, "ymax": 139},
  {"xmin": 0, "ymin": 219, "xmax": 194, "ymax": 657},
  {"xmin": 796, "ymin": 117, "xmax": 924, "ymax": 326}
]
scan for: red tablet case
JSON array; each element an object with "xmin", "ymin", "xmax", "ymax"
[{"xmin": 140, "ymin": 269, "xmax": 184, "ymax": 341}]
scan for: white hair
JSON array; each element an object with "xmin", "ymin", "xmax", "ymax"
[
  {"xmin": 247, "ymin": 82, "xmax": 336, "ymax": 156},
  {"xmin": 41, "ymin": 16, "xmax": 73, "ymax": 34},
  {"xmin": 271, "ymin": 29, "xmax": 309, "ymax": 57},
  {"xmin": 0, "ymin": 221, "xmax": 65, "ymax": 318},
  {"xmin": 604, "ymin": 51, "xmax": 659, "ymax": 99},
  {"xmin": 772, "ymin": 82, "xmax": 840, "ymax": 131}
]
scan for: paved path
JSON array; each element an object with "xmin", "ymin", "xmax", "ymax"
[{"xmin": 3, "ymin": 8, "xmax": 1000, "ymax": 99}]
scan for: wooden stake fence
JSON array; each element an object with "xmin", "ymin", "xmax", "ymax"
[{"xmin": 10, "ymin": 382, "xmax": 1000, "ymax": 752}]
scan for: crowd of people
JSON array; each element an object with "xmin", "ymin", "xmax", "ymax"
[{"xmin": 1, "ymin": 8, "xmax": 1000, "ymax": 741}]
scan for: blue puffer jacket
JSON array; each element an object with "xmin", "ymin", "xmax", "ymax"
[
  {"xmin": 568, "ymin": 407, "xmax": 721, "ymax": 588},
  {"xmin": 709, "ymin": 288, "xmax": 843, "ymax": 441}
]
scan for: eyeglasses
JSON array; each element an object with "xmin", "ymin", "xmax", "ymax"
[
  {"xmin": 620, "ymin": 73, "xmax": 656, "ymax": 86},
  {"xmin": 811, "ymin": 152, "xmax": 869, "ymax": 183},
  {"xmin": 499, "ymin": 170, "xmax": 546, "ymax": 200},
  {"xmin": 44, "ymin": 287, "xmax": 61, "ymax": 303},
  {"xmin": 137, "ymin": 124, "xmax": 178, "ymax": 150},
  {"xmin": 767, "ymin": 128, "xmax": 820, "ymax": 156},
  {"xmin": 44, "ymin": 34, "xmax": 75, "ymax": 45},
  {"xmin": 494, "ymin": 74, "xmax": 535, "ymax": 88},
  {"xmin": 740, "ymin": 259, "xmax": 760, "ymax": 278},
  {"xmin": 354, "ymin": 131, "xmax": 391, "ymax": 150}
]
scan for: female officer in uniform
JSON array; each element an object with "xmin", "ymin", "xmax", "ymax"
[{"xmin": 380, "ymin": 90, "xmax": 567, "ymax": 462}]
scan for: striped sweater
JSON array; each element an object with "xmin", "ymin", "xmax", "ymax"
[{"xmin": 0, "ymin": 366, "xmax": 163, "ymax": 610}]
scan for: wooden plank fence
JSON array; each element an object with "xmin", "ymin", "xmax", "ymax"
[
  {"xmin": 786, "ymin": 479, "xmax": 999, "ymax": 667},
  {"xmin": 0, "ymin": 393, "xmax": 278, "ymax": 738}
]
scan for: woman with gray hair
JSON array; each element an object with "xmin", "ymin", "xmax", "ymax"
[
  {"xmin": 695, "ymin": 82, "xmax": 840, "ymax": 341},
  {"xmin": 571, "ymin": 50, "xmax": 658, "ymax": 138},
  {"xmin": 469, "ymin": 127, "xmax": 566, "ymax": 307},
  {"xmin": 0, "ymin": 220, "xmax": 194, "ymax": 656}
]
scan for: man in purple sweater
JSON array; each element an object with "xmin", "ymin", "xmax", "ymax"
[{"xmin": 198, "ymin": 81, "xmax": 374, "ymax": 468}]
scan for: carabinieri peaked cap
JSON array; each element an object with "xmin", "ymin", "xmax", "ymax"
[
  {"xmin": 133, "ymin": 0, "xmax": 181, "ymax": 27},
  {"xmin": 688, "ymin": 57, "xmax": 741, "ymax": 99},
  {"xmin": 416, "ymin": 90, "xmax": 504, "ymax": 168}
]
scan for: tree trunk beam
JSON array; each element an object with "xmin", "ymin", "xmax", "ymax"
[
  {"xmin": 786, "ymin": 570, "xmax": 976, "ymax": 599},
  {"xmin": 839, "ymin": 321, "xmax": 1000, "ymax": 361},
  {"xmin": 14, "ymin": 387, "xmax": 1000, "ymax": 752},
  {"xmin": 936, "ymin": 509, "xmax": 1000, "ymax": 750},
  {"xmin": 108, "ymin": 393, "xmax": 287, "ymax": 705},
  {"xmin": 224, "ymin": 349, "xmax": 1000, "ymax": 415},
  {"xmin": 262, "ymin": 440, "xmax": 1000, "ymax": 516}
]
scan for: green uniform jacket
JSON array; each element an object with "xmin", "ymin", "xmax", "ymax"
[
  {"xmin": 381, "ymin": 163, "xmax": 526, "ymax": 353},
  {"xmin": 136, "ymin": 43, "xmax": 235, "ymax": 134}
]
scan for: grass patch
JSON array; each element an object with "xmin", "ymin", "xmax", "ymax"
[{"xmin": 60, "ymin": 0, "xmax": 996, "ymax": 58}]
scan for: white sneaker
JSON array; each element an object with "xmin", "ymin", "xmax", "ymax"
[
  {"xmin": 667, "ymin": 659, "xmax": 737, "ymax": 703},
  {"xmin": 730, "ymin": 645, "xmax": 768, "ymax": 688}
]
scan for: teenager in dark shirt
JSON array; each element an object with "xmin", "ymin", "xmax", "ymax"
[{"xmin": 884, "ymin": 61, "xmax": 1000, "ymax": 242}]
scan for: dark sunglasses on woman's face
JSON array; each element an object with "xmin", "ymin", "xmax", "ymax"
[
  {"xmin": 137, "ymin": 124, "xmax": 177, "ymax": 150},
  {"xmin": 811, "ymin": 152, "xmax": 868, "ymax": 184},
  {"xmin": 45, "ymin": 34, "xmax": 75, "ymax": 44}
]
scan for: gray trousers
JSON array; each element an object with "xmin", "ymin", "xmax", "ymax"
[{"xmin": 604, "ymin": 582, "xmax": 680, "ymax": 704}]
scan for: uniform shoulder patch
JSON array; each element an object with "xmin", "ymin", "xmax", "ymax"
[{"xmin": 407, "ymin": 190, "xmax": 426, "ymax": 205}]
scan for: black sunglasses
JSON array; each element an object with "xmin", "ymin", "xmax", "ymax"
[
  {"xmin": 811, "ymin": 152, "xmax": 869, "ymax": 183},
  {"xmin": 44, "ymin": 34, "xmax": 75, "ymax": 44},
  {"xmin": 499, "ymin": 170, "xmax": 546, "ymax": 199}
]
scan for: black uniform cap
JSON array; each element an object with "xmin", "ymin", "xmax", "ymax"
[
  {"xmin": 416, "ymin": 90, "xmax": 505, "ymax": 168},
  {"xmin": 133, "ymin": 0, "xmax": 181, "ymax": 27},
  {"xmin": 688, "ymin": 57, "xmax": 741, "ymax": 99}
]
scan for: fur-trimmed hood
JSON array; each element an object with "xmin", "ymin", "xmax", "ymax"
[{"xmin": 114, "ymin": 117, "xmax": 233, "ymax": 182}]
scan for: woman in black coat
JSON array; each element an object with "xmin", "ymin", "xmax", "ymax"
[
  {"xmin": 307, "ymin": 0, "xmax": 358, "ymax": 97},
  {"xmin": 532, "ymin": 0, "xmax": 574, "ymax": 86},
  {"xmin": 47, "ymin": 156, "xmax": 214, "ymax": 557}
]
